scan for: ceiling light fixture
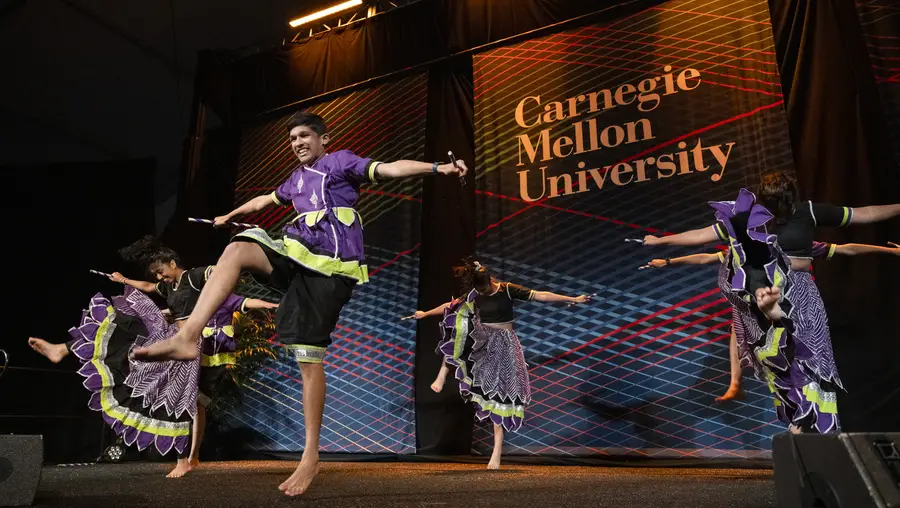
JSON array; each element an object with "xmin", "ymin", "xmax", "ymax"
[{"xmin": 289, "ymin": 0, "xmax": 364, "ymax": 28}]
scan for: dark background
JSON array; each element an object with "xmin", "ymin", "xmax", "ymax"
[
  {"xmin": 0, "ymin": 160, "xmax": 156, "ymax": 462},
  {"xmin": 3, "ymin": 0, "xmax": 898, "ymax": 462}
]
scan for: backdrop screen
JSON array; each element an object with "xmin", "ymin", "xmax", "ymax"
[
  {"xmin": 223, "ymin": 72, "xmax": 428, "ymax": 454},
  {"xmin": 472, "ymin": 0, "xmax": 790, "ymax": 458}
]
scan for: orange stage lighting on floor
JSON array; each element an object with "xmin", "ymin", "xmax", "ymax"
[{"xmin": 289, "ymin": 0, "xmax": 364, "ymax": 28}]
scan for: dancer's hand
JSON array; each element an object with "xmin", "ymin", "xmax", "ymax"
[
  {"xmin": 213, "ymin": 215, "xmax": 232, "ymax": 228},
  {"xmin": 643, "ymin": 235, "xmax": 663, "ymax": 246},
  {"xmin": 643, "ymin": 259, "xmax": 668, "ymax": 268},
  {"xmin": 109, "ymin": 271, "xmax": 127, "ymax": 283},
  {"xmin": 438, "ymin": 160, "xmax": 468, "ymax": 177},
  {"xmin": 414, "ymin": 311, "xmax": 427, "ymax": 320},
  {"xmin": 260, "ymin": 301, "xmax": 280, "ymax": 309},
  {"xmin": 572, "ymin": 294, "xmax": 592, "ymax": 304},
  {"xmin": 889, "ymin": 241, "xmax": 900, "ymax": 255}
]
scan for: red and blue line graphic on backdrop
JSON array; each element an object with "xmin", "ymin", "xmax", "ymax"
[
  {"xmin": 856, "ymin": 0, "xmax": 900, "ymax": 164},
  {"xmin": 471, "ymin": 0, "xmax": 789, "ymax": 457}
]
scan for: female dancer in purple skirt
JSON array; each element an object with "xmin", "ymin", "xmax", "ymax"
[
  {"xmin": 643, "ymin": 240, "xmax": 900, "ymax": 403},
  {"xmin": 112, "ymin": 236, "xmax": 276, "ymax": 476},
  {"xmin": 29, "ymin": 238, "xmax": 275, "ymax": 477},
  {"xmin": 641, "ymin": 171, "xmax": 900, "ymax": 433},
  {"xmin": 415, "ymin": 259, "xmax": 590, "ymax": 469},
  {"xmin": 28, "ymin": 287, "xmax": 201, "ymax": 460}
]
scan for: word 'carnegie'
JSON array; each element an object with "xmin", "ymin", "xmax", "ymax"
[
  {"xmin": 514, "ymin": 65, "xmax": 700, "ymax": 129},
  {"xmin": 515, "ymin": 66, "xmax": 701, "ymax": 168}
]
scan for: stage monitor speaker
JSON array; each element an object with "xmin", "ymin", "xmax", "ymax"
[
  {"xmin": 774, "ymin": 432, "xmax": 900, "ymax": 508},
  {"xmin": 0, "ymin": 435, "xmax": 42, "ymax": 507}
]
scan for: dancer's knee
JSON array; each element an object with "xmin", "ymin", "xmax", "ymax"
[
  {"xmin": 219, "ymin": 241, "xmax": 260, "ymax": 267},
  {"xmin": 297, "ymin": 361, "xmax": 325, "ymax": 379}
]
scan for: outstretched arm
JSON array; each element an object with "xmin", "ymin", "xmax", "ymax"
[
  {"xmin": 533, "ymin": 291, "xmax": 591, "ymax": 304},
  {"xmin": 414, "ymin": 301, "xmax": 453, "ymax": 319},
  {"xmin": 108, "ymin": 272, "xmax": 156, "ymax": 293},
  {"xmin": 833, "ymin": 242, "xmax": 900, "ymax": 256},
  {"xmin": 850, "ymin": 205, "xmax": 900, "ymax": 225},
  {"xmin": 643, "ymin": 225, "xmax": 720, "ymax": 247},
  {"xmin": 375, "ymin": 160, "xmax": 468, "ymax": 180},
  {"xmin": 243, "ymin": 298, "xmax": 280, "ymax": 310},
  {"xmin": 214, "ymin": 195, "xmax": 275, "ymax": 227},
  {"xmin": 643, "ymin": 252, "xmax": 723, "ymax": 268}
]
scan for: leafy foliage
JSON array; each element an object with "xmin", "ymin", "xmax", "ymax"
[{"xmin": 207, "ymin": 308, "xmax": 277, "ymax": 415}]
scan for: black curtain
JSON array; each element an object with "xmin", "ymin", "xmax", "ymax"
[
  {"xmin": 416, "ymin": 55, "xmax": 476, "ymax": 454},
  {"xmin": 162, "ymin": 124, "xmax": 240, "ymax": 268},
  {"xmin": 0, "ymin": 159, "xmax": 157, "ymax": 462},
  {"xmin": 769, "ymin": 0, "xmax": 900, "ymax": 431},
  {"xmin": 198, "ymin": 0, "xmax": 617, "ymax": 123}
]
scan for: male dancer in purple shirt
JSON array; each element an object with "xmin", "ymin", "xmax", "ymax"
[{"xmin": 134, "ymin": 112, "xmax": 467, "ymax": 495}]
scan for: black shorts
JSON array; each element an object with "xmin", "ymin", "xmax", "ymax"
[
  {"xmin": 234, "ymin": 238, "xmax": 355, "ymax": 364},
  {"xmin": 198, "ymin": 365, "xmax": 228, "ymax": 407}
]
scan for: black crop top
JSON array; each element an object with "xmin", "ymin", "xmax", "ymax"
[
  {"xmin": 715, "ymin": 201, "xmax": 852, "ymax": 258},
  {"xmin": 155, "ymin": 266, "xmax": 213, "ymax": 320},
  {"xmin": 476, "ymin": 282, "xmax": 535, "ymax": 324}
]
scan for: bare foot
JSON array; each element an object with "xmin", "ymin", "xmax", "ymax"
[
  {"xmin": 755, "ymin": 287, "xmax": 783, "ymax": 321},
  {"xmin": 279, "ymin": 456, "xmax": 320, "ymax": 496},
  {"xmin": 166, "ymin": 458, "xmax": 194, "ymax": 478},
  {"xmin": 430, "ymin": 378, "xmax": 445, "ymax": 393},
  {"xmin": 132, "ymin": 330, "xmax": 198, "ymax": 361},
  {"xmin": 714, "ymin": 385, "xmax": 746, "ymax": 403},
  {"xmin": 487, "ymin": 454, "xmax": 501, "ymax": 470},
  {"xmin": 27, "ymin": 338, "xmax": 69, "ymax": 364}
]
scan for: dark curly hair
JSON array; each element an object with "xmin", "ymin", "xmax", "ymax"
[
  {"xmin": 452, "ymin": 256, "xmax": 493, "ymax": 295},
  {"xmin": 757, "ymin": 171, "xmax": 799, "ymax": 225},
  {"xmin": 118, "ymin": 235, "xmax": 182, "ymax": 275}
]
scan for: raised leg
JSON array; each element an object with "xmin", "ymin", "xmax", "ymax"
[
  {"xmin": 431, "ymin": 361, "xmax": 450, "ymax": 393},
  {"xmin": 27, "ymin": 338, "xmax": 70, "ymax": 364},
  {"xmin": 488, "ymin": 424, "xmax": 504, "ymax": 470},
  {"xmin": 133, "ymin": 242, "xmax": 272, "ymax": 361},
  {"xmin": 715, "ymin": 327, "xmax": 746, "ymax": 403},
  {"xmin": 279, "ymin": 362, "xmax": 325, "ymax": 496}
]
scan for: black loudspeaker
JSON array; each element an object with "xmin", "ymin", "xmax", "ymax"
[
  {"xmin": 773, "ymin": 432, "xmax": 900, "ymax": 508},
  {"xmin": 0, "ymin": 435, "xmax": 43, "ymax": 507}
]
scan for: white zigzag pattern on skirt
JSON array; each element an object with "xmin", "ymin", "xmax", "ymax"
[
  {"xmin": 782, "ymin": 271, "xmax": 842, "ymax": 389},
  {"xmin": 468, "ymin": 322, "xmax": 531, "ymax": 406},
  {"xmin": 122, "ymin": 290, "xmax": 200, "ymax": 419}
]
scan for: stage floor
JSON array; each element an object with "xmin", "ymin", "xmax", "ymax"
[{"xmin": 32, "ymin": 460, "xmax": 776, "ymax": 507}]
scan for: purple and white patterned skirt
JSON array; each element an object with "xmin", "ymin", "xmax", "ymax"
[
  {"xmin": 67, "ymin": 287, "xmax": 200, "ymax": 455},
  {"xmin": 438, "ymin": 294, "xmax": 531, "ymax": 432},
  {"xmin": 711, "ymin": 189, "xmax": 841, "ymax": 433}
]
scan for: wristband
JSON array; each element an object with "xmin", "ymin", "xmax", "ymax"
[
  {"xmin": 432, "ymin": 162, "xmax": 439, "ymax": 174},
  {"xmin": 665, "ymin": 258, "xmax": 671, "ymax": 266}
]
